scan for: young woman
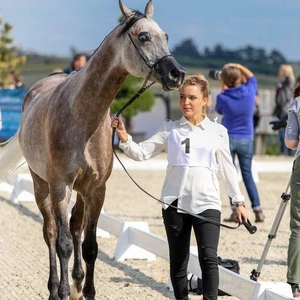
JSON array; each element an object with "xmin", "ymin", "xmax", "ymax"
[{"xmin": 111, "ymin": 75, "xmax": 248, "ymax": 300}]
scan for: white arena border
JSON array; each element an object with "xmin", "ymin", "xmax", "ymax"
[
  {"xmin": 1, "ymin": 171, "xmax": 294, "ymax": 300},
  {"xmin": 113, "ymin": 157, "xmax": 294, "ymax": 173}
]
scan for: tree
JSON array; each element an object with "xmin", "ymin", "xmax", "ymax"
[
  {"xmin": 173, "ymin": 38, "xmax": 201, "ymax": 59},
  {"xmin": 269, "ymin": 49, "xmax": 287, "ymax": 66},
  {"xmin": 110, "ymin": 75, "xmax": 155, "ymax": 132},
  {"xmin": 0, "ymin": 15, "xmax": 26, "ymax": 87}
]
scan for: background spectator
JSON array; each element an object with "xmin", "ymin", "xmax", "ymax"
[
  {"xmin": 273, "ymin": 64, "xmax": 295, "ymax": 156},
  {"xmin": 64, "ymin": 53, "xmax": 87, "ymax": 74},
  {"xmin": 215, "ymin": 63, "xmax": 265, "ymax": 223}
]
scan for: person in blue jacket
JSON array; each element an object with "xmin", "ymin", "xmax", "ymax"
[{"xmin": 215, "ymin": 63, "xmax": 264, "ymax": 223}]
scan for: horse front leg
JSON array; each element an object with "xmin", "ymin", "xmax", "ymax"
[
  {"xmin": 50, "ymin": 182, "xmax": 74, "ymax": 300},
  {"xmin": 30, "ymin": 169, "xmax": 60, "ymax": 300},
  {"xmin": 70, "ymin": 193, "xmax": 85, "ymax": 300},
  {"xmin": 82, "ymin": 185, "xmax": 106, "ymax": 300}
]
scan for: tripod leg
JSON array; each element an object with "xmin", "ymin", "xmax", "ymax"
[{"xmin": 250, "ymin": 181, "xmax": 291, "ymax": 281}]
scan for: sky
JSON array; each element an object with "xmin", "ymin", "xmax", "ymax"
[{"xmin": 1, "ymin": 0, "xmax": 300, "ymax": 61}]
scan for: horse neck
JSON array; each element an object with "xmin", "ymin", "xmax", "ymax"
[{"xmin": 72, "ymin": 29, "xmax": 128, "ymax": 133}]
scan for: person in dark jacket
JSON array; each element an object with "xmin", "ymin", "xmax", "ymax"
[
  {"xmin": 63, "ymin": 53, "xmax": 87, "ymax": 74},
  {"xmin": 215, "ymin": 63, "xmax": 264, "ymax": 223},
  {"xmin": 273, "ymin": 64, "xmax": 296, "ymax": 156}
]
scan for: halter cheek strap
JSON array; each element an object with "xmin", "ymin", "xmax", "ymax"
[{"xmin": 127, "ymin": 33, "xmax": 173, "ymax": 71}]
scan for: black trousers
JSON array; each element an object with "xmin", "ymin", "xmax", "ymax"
[{"xmin": 162, "ymin": 201, "xmax": 220, "ymax": 300}]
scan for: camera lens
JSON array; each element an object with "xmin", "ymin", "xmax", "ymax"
[{"xmin": 208, "ymin": 70, "xmax": 222, "ymax": 80}]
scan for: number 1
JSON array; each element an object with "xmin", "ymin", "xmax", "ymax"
[{"xmin": 181, "ymin": 138, "xmax": 190, "ymax": 154}]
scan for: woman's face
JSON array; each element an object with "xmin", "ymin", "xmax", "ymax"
[{"xmin": 179, "ymin": 85, "xmax": 207, "ymax": 123}]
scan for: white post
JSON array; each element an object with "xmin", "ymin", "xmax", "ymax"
[
  {"xmin": 114, "ymin": 221, "xmax": 156, "ymax": 261},
  {"xmin": 10, "ymin": 174, "xmax": 35, "ymax": 203}
]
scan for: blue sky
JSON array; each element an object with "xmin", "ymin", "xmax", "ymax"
[{"xmin": 1, "ymin": 0, "xmax": 299, "ymax": 61}]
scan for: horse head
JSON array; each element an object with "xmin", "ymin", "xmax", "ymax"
[{"xmin": 119, "ymin": 0, "xmax": 185, "ymax": 91}]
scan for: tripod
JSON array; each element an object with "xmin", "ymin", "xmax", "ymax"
[{"xmin": 250, "ymin": 179, "xmax": 291, "ymax": 281}]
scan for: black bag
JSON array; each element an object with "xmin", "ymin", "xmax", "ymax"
[{"xmin": 189, "ymin": 256, "xmax": 240, "ymax": 296}]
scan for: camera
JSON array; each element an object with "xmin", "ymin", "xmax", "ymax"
[
  {"xmin": 208, "ymin": 70, "xmax": 222, "ymax": 80},
  {"xmin": 269, "ymin": 119, "xmax": 287, "ymax": 131}
]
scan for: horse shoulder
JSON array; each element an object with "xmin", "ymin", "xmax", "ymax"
[{"xmin": 23, "ymin": 73, "xmax": 68, "ymax": 110}]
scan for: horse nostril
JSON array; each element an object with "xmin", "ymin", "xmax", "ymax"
[{"xmin": 170, "ymin": 68, "xmax": 180, "ymax": 78}]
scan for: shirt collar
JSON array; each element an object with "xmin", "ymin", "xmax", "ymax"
[{"xmin": 179, "ymin": 115, "xmax": 210, "ymax": 129}]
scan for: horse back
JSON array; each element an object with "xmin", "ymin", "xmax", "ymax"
[{"xmin": 22, "ymin": 73, "xmax": 68, "ymax": 111}]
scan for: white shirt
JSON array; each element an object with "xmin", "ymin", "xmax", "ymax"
[{"xmin": 119, "ymin": 116, "xmax": 244, "ymax": 214}]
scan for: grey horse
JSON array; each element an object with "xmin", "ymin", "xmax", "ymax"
[{"xmin": 0, "ymin": 1, "xmax": 185, "ymax": 299}]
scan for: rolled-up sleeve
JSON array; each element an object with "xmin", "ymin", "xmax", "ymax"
[
  {"xmin": 119, "ymin": 121, "xmax": 171, "ymax": 161},
  {"xmin": 286, "ymin": 101, "xmax": 300, "ymax": 142}
]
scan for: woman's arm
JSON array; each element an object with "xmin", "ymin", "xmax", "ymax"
[
  {"xmin": 111, "ymin": 116, "xmax": 169, "ymax": 161},
  {"xmin": 216, "ymin": 126, "xmax": 248, "ymax": 223},
  {"xmin": 228, "ymin": 63, "xmax": 254, "ymax": 79},
  {"xmin": 285, "ymin": 105, "xmax": 300, "ymax": 150}
]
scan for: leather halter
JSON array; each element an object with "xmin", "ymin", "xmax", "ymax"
[{"xmin": 123, "ymin": 13, "xmax": 173, "ymax": 72}]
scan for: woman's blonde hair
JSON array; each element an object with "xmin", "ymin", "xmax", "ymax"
[
  {"xmin": 180, "ymin": 74, "xmax": 209, "ymax": 114},
  {"xmin": 279, "ymin": 64, "xmax": 295, "ymax": 80}
]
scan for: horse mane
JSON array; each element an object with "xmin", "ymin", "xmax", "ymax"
[{"xmin": 47, "ymin": 71, "xmax": 65, "ymax": 77}]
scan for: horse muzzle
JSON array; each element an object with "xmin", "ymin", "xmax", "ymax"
[{"xmin": 153, "ymin": 56, "xmax": 186, "ymax": 91}]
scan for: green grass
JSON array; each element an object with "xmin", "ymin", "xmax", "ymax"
[
  {"xmin": 20, "ymin": 55, "xmax": 71, "ymax": 87},
  {"xmin": 19, "ymin": 55, "xmax": 284, "ymax": 89}
]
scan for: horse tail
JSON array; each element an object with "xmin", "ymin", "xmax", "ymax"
[{"xmin": 0, "ymin": 131, "xmax": 24, "ymax": 182}]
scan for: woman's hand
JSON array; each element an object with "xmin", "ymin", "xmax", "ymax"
[
  {"xmin": 111, "ymin": 116, "xmax": 125, "ymax": 132},
  {"xmin": 111, "ymin": 116, "xmax": 128, "ymax": 143},
  {"xmin": 224, "ymin": 63, "xmax": 254, "ymax": 79},
  {"xmin": 236, "ymin": 206, "xmax": 248, "ymax": 224}
]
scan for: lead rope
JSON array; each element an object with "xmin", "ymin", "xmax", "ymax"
[{"xmin": 111, "ymin": 77, "xmax": 256, "ymax": 234}]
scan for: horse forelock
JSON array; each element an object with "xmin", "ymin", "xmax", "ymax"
[
  {"xmin": 118, "ymin": 10, "xmax": 146, "ymax": 37},
  {"xmin": 88, "ymin": 11, "xmax": 144, "ymax": 59}
]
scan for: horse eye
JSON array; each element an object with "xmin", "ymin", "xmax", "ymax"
[
  {"xmin": 138, "ymin": 32, "xmax": 151, "ymax": 43},
  {"xmin": 165, "ymin": 34, "xmax": 169, "ymax": 41}
]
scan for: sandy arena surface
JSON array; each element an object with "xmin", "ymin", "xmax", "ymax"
[{"xmin": 0, "ymin": 154, "xmax": 295, "ymax": 299}]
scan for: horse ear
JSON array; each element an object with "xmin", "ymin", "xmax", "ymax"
[
  {"xmin": 144, "ymin": 0, "xmax": 154, "ymax": 18},
  {"xmin": 119, "ymin": 0, "xmax": 133, "ymax": 19}
]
